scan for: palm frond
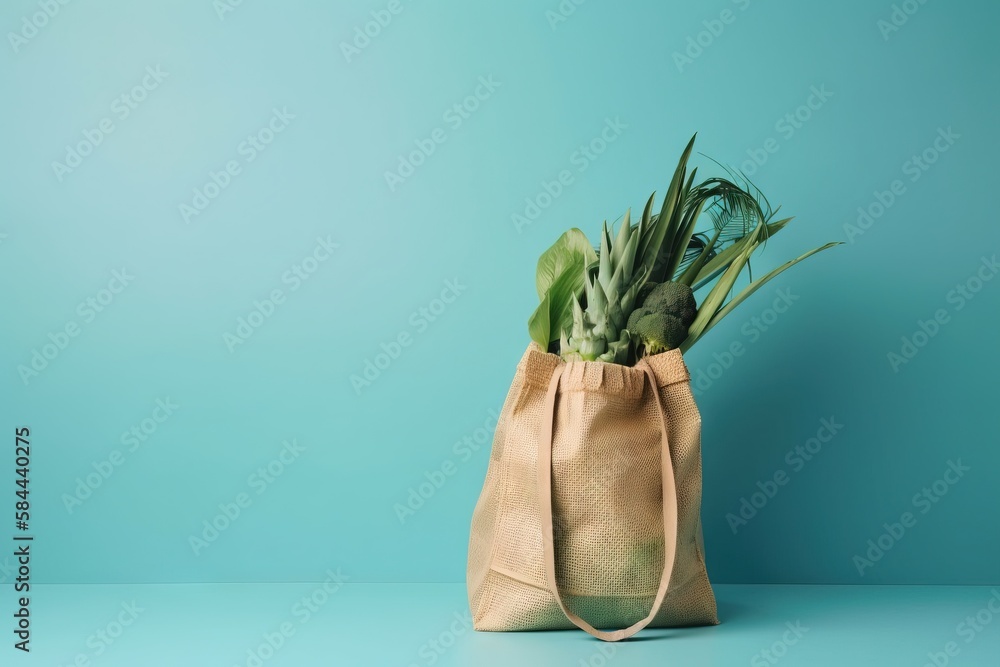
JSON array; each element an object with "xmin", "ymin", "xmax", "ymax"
[{"xmin": 674, "ymin": 232, "xmax": 717, "ymax": 277}]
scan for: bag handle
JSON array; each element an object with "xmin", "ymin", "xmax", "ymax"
[{"xmin": 537, "ymin": 360, "xmax": 679, "ymax": 642}]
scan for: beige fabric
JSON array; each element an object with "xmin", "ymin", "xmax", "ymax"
[
  {"xmin": 467, "ymin": 343, "xmax": 718, "ymax": 635},
  {"xmin": 537, "ymin": 360, "xmax": 678, "ymax": 641}
]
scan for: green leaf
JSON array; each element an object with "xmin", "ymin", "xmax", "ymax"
[
  {"xmin": 535, "ymin": 228, "xmax": 597, "ymax": 300},
  {"xmin": 529, "ymin": 264, "xmax": 593, "ymax": 345},
  {"xmin": 638, "ymin": 192, "xmax": 656, "ymax": 240},
  {"xmin": 692, "ymin": 217, "xmax": 793, "ymax": 290},
  {"xmin": 527, "ymin": 293, "xmax": 551, "ymax": 348},
  {"xmin": 696, "ymin": 242, "xmax": 842, "ymax": 341},
  {"xmin": 530, "ymin": 228, "xmax": 598, "ymax": 348},
  {"xmin": 638, "ymin": 134, "xmax": 696, "ymax": 277},
  {"xmin": 663, "ymin": 167, "xmax": 699, "ymax": 270},
  {"xmin": 665, "ymin": 194, "xmax": 705, "ymax": 280},
  {"xmin": 619, "ymin": 230, "xmax": 639, "ymax": 285},
  {"xmin": 599, "ymin": 222, "xmax": 612, "ymax": 290},
  {"xmin": 682, "ymin": 231, "xmax": 759, "ymax": 348},
  {"xmin": 677, "ymin": 227, "xmax": 722, "ymax": 286},
  {"xmin": 611, "ymin": 208, "xmax": 631, "ymax": 266}
]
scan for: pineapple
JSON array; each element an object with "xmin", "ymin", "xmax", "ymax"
[{"xmin": 561, "ymin": 213, "xmax": 645, "ymax": 364}]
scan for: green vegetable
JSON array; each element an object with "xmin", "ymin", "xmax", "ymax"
[
  {"xmin": 561, "ymin": 214, "xmax": 643, "ymax": 364},
  {"xmin": 527, "ymin": 133, "xmax": 841, "ymax": 364},
  {"xmin": 528, "ymin": 229, "xmax": 597, "ymax": 350},
  {"xmin": 626, "ymin": 281, "xmax": 697, "ymax": 355}
]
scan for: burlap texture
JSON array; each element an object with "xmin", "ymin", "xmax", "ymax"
[{"xmin": 467, "ymin": 343, "xmax": 718, "ymax": 631}]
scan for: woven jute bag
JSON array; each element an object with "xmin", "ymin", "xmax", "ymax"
[{"xmin": 467, "ymin": 343, "xmax": 718, "ymax": 641}]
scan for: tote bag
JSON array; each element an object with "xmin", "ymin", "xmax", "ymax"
[{"xmin": 467, "ymin": 343, "xmax": 717, "ymax": 641}]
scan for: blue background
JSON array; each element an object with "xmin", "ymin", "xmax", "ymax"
[{"xmin": 1, "ymin": 0, "xmax": 998, "ymax": 590}]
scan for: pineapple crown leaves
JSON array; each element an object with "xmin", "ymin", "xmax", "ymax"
[{"xmin": 562, "ymin": 215, "xmax": 647, "ymax": 363}]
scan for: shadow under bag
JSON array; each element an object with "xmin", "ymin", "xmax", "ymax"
[{"xmin": 467, "ymin": 344, "xmax": 718, "ymax": 641}]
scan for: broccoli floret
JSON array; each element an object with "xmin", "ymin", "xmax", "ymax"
[{"xmin": 626, "ymin": 281, "xmax": 698, "ymax": 355}]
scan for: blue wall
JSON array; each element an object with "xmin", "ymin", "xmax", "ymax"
[{"xmin": 1, "ymin": 0, "xmax": 997, "ymax": 585}]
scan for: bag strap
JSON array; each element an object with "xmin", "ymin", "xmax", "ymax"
[{"xmin": 537, "ymin": 360, "xmax": 679, "ymax": 642}]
